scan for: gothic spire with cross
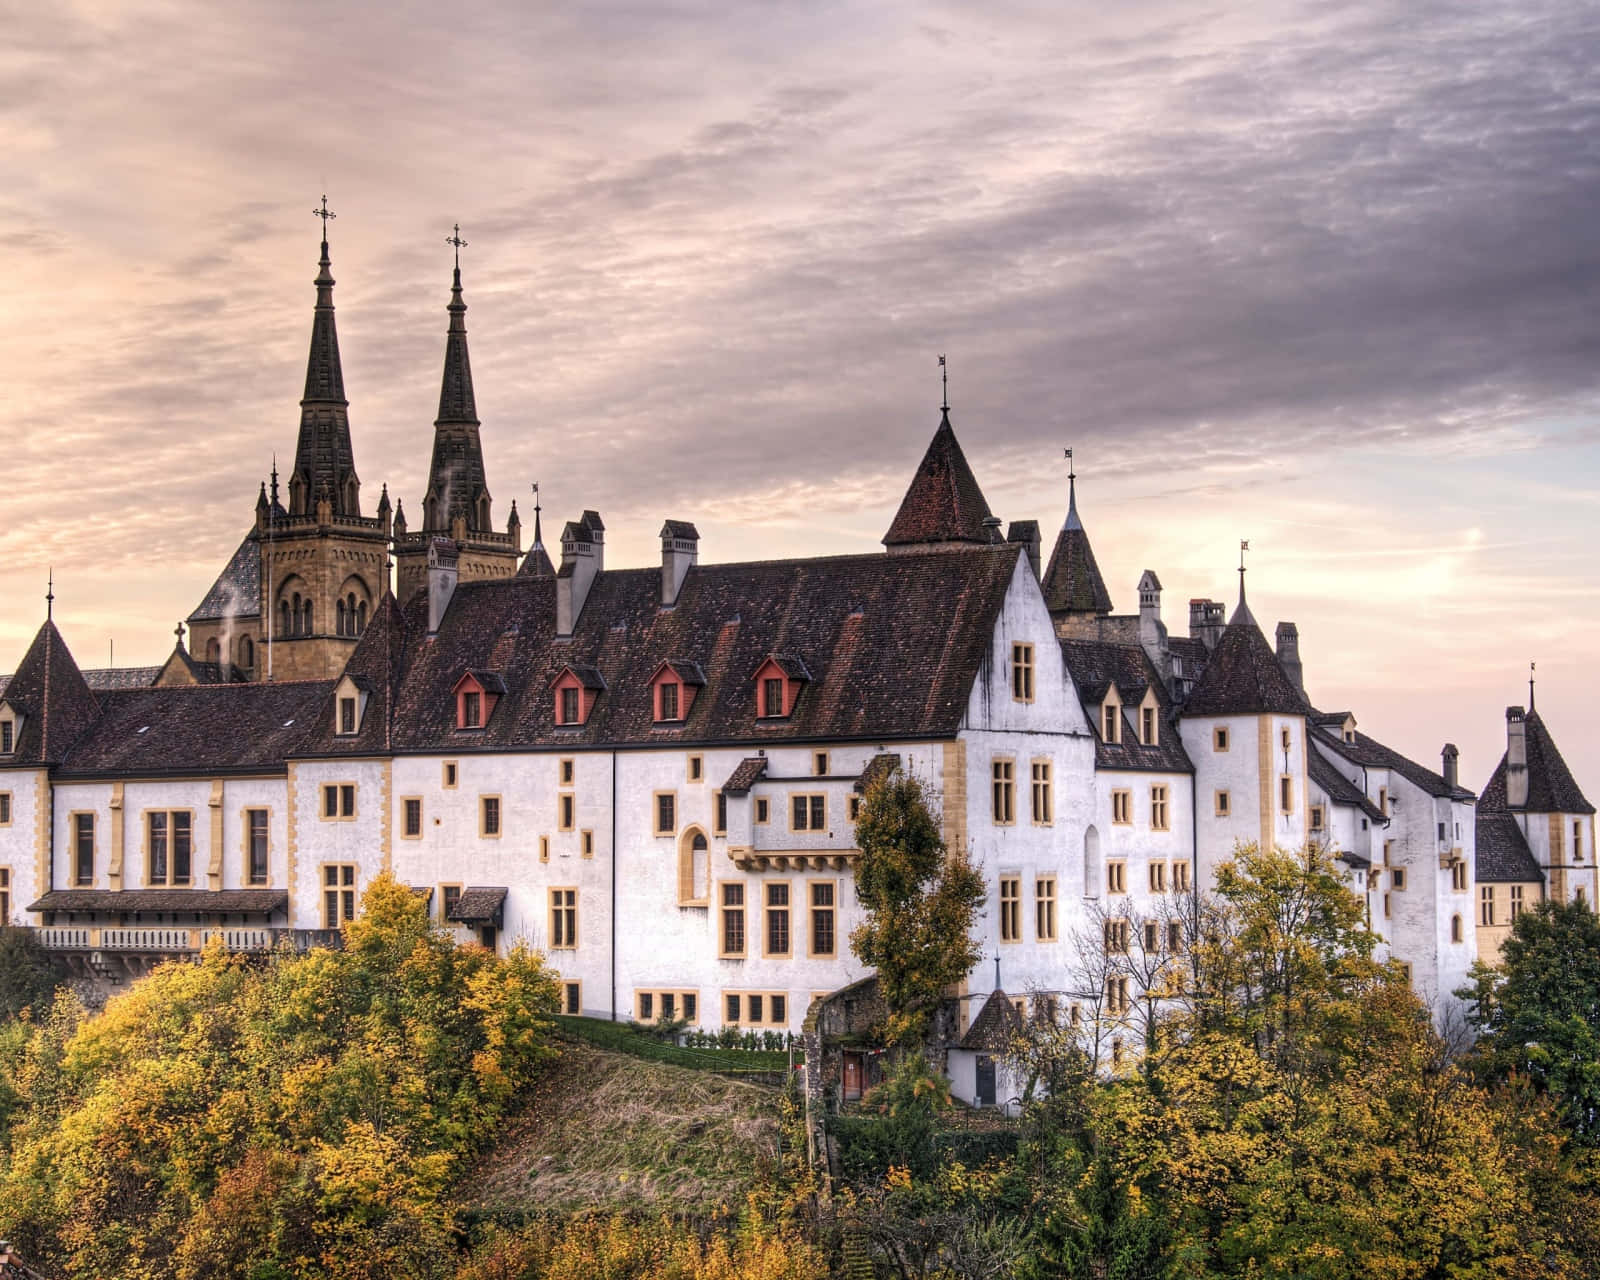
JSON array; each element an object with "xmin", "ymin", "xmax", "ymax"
[
  {"xmin": 423, "ymin": 221, "xmax": 491, "ymax": 535},
  {"xmin": 289, "ymin": 194, "xmax": 361, "ymax": 518}
]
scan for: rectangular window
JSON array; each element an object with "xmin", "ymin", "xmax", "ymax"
[
  {"xmin": 715, "ymin": 791, "xmax": 727, "ymax": 835},
  {"xmin": 564, "ymin": 981, "xmax": 582, "ymax": 1015},
  {"xmin": 1310, "ymin": 804, "xmax": 1325, "ymax": 830},
  {"xmin": 322, "ymin": 864, "xmax": 356, "ymax": 928},
  {"xmin": 74, "ymin": 812, "xmax": 95, "ymax": 886},
  {"xmin": 539, "ymin": 835, "xmax": 549, "ymax": 863},
  {"xmin": 1173, "ymin": 861, "xmax": 1191, "ymax": 893},
  {"xmin": 441, "ymin": 884, "xmax": 462, "ymax": 922},
  {"xmin": 726, "ymin": 993, "xmax": 741, "ymax": 1023},
  {"xmin": 1030, "ymin": 760, "xmax": 1052, "ymax": 825},
  {"xmin": 991, "ymin": 758, "xmax": 1015, "ymax": 824},
  {"xmin": 999, "ymin": 875, "xmax": 1021, "ymax": 942},
  {"xmin": 0, "ymin": 792, "xmax": 9, "ymax": 826},
  {"xmin": 1151, "ymin": 785, "xmax": 1169, "ymax": 831},
  {"xmin": 582, "ymin": 830, "xmax": 594, "ymax": 858},
  {"xmin": 247, "ymin": 808, "xmax": 269, "ymax": 884},
  {"xmin": 1384, "ymin": 891, "xmax": 1393, "ymax": 919},
  {"xmin": 443, "ymin": 761, "xmax": 458, "ymax": 788},
  {"xmin": 549, "ymin": 888, "xmax": 578, "ymax": 949},
  {"xmin": 790, "ymin": 794, "xmax": 826, "ymax": 831},
  {"xmin": 1167, "ymin": 919, "xmax": 1184, "ymax": 952},
  {"xmin": 1149, "ymin": 861, "xmax": 1167, "ymax": 893},
  {"xmin": 1378, "ymin": 787, "xmax": 1389, "ymax": 816},
  {"xmin": 1281, "ymin": 727, "xmax": 1292, "ymax": 751},
  {"xmin": 1452, "ymin": 861, "xmax": 1468, "ymax": 892},
  {"xmin": 655, "ymin": 792, "xmax": 676, "ymax": 835},
  {"xmin": 637, "ymin": 991, "xmax": 654, "ymax": 1022},
  {"xmin": 1141, "ymin": 705, "xmax": 1156, "ymax": 745},
  {"xmin": 1213, "ymin": 726, "xmax": 1229, "ymax": 752},
  {"xmin": 339, "ymin": 697, "xmax": 357, "ymax": 734},
  {"xmin": 658, "ymin": 682, "xmax": 680, "ymax": 721},
  {"xmin": 1107, "ymin": 860, "xmax": 1126, "ymax": 894},
  {"xmin": 1103, "ymin": 919, "xmax": 1129, "ymax": 955},
  {"xmin": 1479, "ymin": 886, "xmax": 1495, "ymax": 926},
  {"xmin": 1143, "ymin": 920, "xmax": 1160, "ymax": 952},
  {"xmin": 559, "ymin": 793, "xmax": 575, "ymax": 831},
  {"xmin": 1576, "ymin": 821, "xmax": 1585, "ymax": 861},
  {"xmin": 1011, "ymin": 643, "xmax": 1035, "ymax": 701},
  {"xmin": 765, "ymin": 882, "xmax": 791, "ymax": 956},
  {"xmin": 814, "ymin": 751, "xmax": 829, "ymax": 776},
  {"xmin": 321, "ymin": 783, "xmax": 356, "ymax": 819},
  {"xmin": 848, "ymin": 794, "xmax": 862, "ymax": 821},
  {"xmin": 1111, "ymin": 790, "xmax": 1132, "ymax": 825},
  {"xmin": 147, "ymin": 811, "xmax": 191, "ymax": 885},
  {"xmin": 762, "ymin": 677, "xmax": 785, "ymax": 718},
  {"xmin": 480, "ymin": 795, "xmax": 502, "ymax": 837},
  {"xmin": 1215, "ymin": 790, "xmax": 1231, "ymax": 817},
  {"xmin": 1103, "ymin": 703, "xmax": 1120, "ymax": 743},
  {"xmin": 402, "ymin": 797, "xmax": 422, "ymax": 838},
  {"xmin": 721, "ymin": 883, "xmax": 746, "ymax": 956},
  {"xmin": 1279, "ymin": 776, "xmax": 1293, "ymax": 814},
  {"xmin": 463, "ymin": 690, "xmax": 482, "ymax": 729},
  {"xmin": 810, "ymin": 881, "xmax": 836, "ymax": 956},
  {"xmin": 689, "ymin": 754, "xmax": 704, "ymax": 782},
  {"xmin": 559, "ymin": 757, "xmax": 575, "ymax": 786},
  {"xmin": 1035, "ymin": 876, "xmax": 1057, "ymax": 941},
  {"xmin": 0, "ymin": 867, "xmax": 8, "ymax": 924},
  {"xmin": 1391, "ymin": 867, "xmax": 1406, "ymax": 890},
  {"xmin": 1510, "ymin": 885, "xmax": 1524, "ymax": 918},
  {"xmin": 0, "ymin": 721, "xmax": 11, "ymax": 753},
  {"xmin": 723, "ymin": 992, "xmax": 789, "ymax": 1026},
  {"xmin": 755, "ymin": 797, "xmax": 770, "ymax": 824},
  {"xmin": 560, "ymin": 686, "xmax": 580, "ymax": 725}
]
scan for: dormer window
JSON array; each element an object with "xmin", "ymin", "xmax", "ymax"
[
  {"xmin": 452, "ymin": 671, "xmax": 506, "ymax": 732},
  {"xmin": 0, "ymin": 718, "xmax": 11, "ymax": 755},
  {"xmin": 561, "ymin": 687, "xmax": 580, "ymax": 724},
  {"xmin": 659, "ymin": 681, "xmax": 680, "ymax": 721},
  {"xmin": 1102, "ymin": 699, "xmax": 1121, "ymax": 745},
  {"xmin": 332, "ymin": 676, "xmax": 369, "ymax": 738},
  {"xmin": 463, "ymin": 691, "xmax": 482, "ymax": 728},
  {"xmin": 550, "ymin": 664, "xmax": 605, "ymax": 728},
  {"xmin": 753, "ymin": 654, "xmax": 811, "ymax": 720},
  {"xmin": 339, "ymin": 697, "xmax": 357, "ymax": 734},
  {"xmin": 1140, "ymin": 697, "xmax": 1159, "ymax": 747},
  {"xmin": 650, "ymin": 660, "xmax": 706, "ymax": 725}
]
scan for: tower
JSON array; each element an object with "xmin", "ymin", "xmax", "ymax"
[{"xmin": 395, "ymin": 230, "xmax": 522, "ymax": 604}]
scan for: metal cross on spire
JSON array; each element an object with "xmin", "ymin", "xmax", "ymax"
[
  {"xmin": 446, "ymin": 223, "xmax": 468, "ymax": 269},
  {"xmin": 313, "ymin": 195, "xmax": 336, "ymax": 242},
  {"xmin": 938, "ymin": 354, "xmax": 948, "ymax": 412},
  {"xmin": 45, "ymin": 568, "xmax": 53, "ymax": 621}
]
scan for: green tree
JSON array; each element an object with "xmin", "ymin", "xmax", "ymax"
[
  {"xmin": 1461, "ymin": 898, "xmax": 1600, "ymax": 1145},
  {"xmin": 0, "ymin": 925, "xmax": 60, "ymax": 1022},
  {"xmin": 850, "ymin": 766, "xmax": 984, "ymax": 1049}
]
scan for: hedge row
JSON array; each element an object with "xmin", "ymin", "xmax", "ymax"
[{"xmin": 549, "ymin": 1013, "xmax": 803, "ymax": 1074}]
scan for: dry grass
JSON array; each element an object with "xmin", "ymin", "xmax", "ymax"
[{"xmin": 456, "ymin": 1039, "xmax": 782, "ymax": 1216}]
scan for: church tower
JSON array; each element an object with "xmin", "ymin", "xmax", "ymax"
[
  {"xmin": 256, "ymin": 211, "xmax": 390, "ymax": 680},
  {"xmin": 395, "ymin": 232, "xmax": 522, "ymax": 604}
]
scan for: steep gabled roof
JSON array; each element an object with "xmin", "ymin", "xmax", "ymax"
[
  {"xmin": 0, "ymin": 620, "xmax": 100, "ymax": 765},
  {"xmin": 1479, "ymin": 710, "xmax": 1594, "ymax": 815},
  {"xmin": 882, "ymin": 411, "xmax": 1000, "ymax": 547},
  {"xmin": 188, "ymin": 531, "xmax": 262, "ymax": 623},
  {"xmin": 298, "ymin": 593, "xmax": 410, "ymax": 756},
  {"xmin": 1314, "ymin": 725, "xmax": 1474, "ymax": 802},
  {"xmin": 1060, "ymin": 638, "xmax": 1192, "ymax": 773},
  {"xmin": 1307, "ymin": 746, "xmax": 1385, "ymax": 822},
  {"xmin": 1040, "ymin": 479, "xmax": 1113, "ymax": 615},
  {"xmin": 1475, "ymin": 813, "xmax": 1544, "ymax": 883},
  {"xmin": 1181, "ymin": 602, "xmax": 1309, "ymax": 718}
]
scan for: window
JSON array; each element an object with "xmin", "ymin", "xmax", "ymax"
[
  {"xmin": 1104, "ymin": 918, "xmax": 1130, "ymax": 954},
  {"xmin": 443, "ymin": 761, "xmax": 458, "ymax": 788},
  {"xmin": 1213, "ymin": 727, "xmax": 1229, "ymax": 752},
  {"xmin": 848, "ymin": 794, "xmax": 862, "ymax": 821},
  {"xmin": 636, "ymin": 990, "xmax": 698, "ymax": 1024},
  {"xmin": 73, "ymin": 812, "xmax": 95, "ymax": 886},
  {"xmin": 655, "ymin": 792, "xmax": 677, "ymax": 835},
  {"xmin": 1106, "ymin": 976, "xmax": 1130, "ymax": 1014},
  {"xmin": 791, "ymin": 794, "xmax": 826, "ymax": 831},
  {"xmin": 1031, "ymin": 760, "xmax": 1052, "ymax": 825},
  {"xmin": 560, "ymin": 686, "xmax": 581, "ymax": 725},
  {"xmin": 462, "ymin": 690, "xmax": 482, "ymax": 729},
  {"xmin": 1111, "ymin": 791, "xmax": 1132, "ymax": 825},
  {"xmin": 0, "ymin": 867, "xmax": 8, "ymax": 924},
  {"xmin": 1378, "ymin": 787, "xmax": 1389, "ymax": 816},
  {"xmin": 559, "ymin": 793, "xmax": 575, "ymax": 831},
  {"xmin": 1107, "ymin": 860, "xmax": 1126, "ymax": 894},
  {"xmin": 686, "ymin": 754, "xmax": 704, "ymax": 782},
  {"xmin": 322, "ymin": 864, "xmax": 356, "ymax": 928},
  {"xmin": 814, "ymin": 751, "xmax": 829, "ymax": 776},
  {"xmin": 1102, "ymin": 702, "xmax": 1120, "ymax": 744},
  {"xmin": 762, "ymin": 677, "xmax": 785, "ymax": 718},
  {"xmin": 559, "ymin": 757, "xmax": 575, "ymax": 785},
  {"xmin": 1281, "ymin": 727, "xmax": 1291, "ymax": 752},
  {"xmin": 0, "ymin": 792, "xmax": 11, "ymax": 826},
  {"xmin": 480, "ymin": 795, "xmax": 501, "ymax": 837},
  {"xmin": 679, "ymin": 826, "xmax": 710, "ymax": 904},
  {"xmin": 1151, "ymin": 785, "xmax": 1169, "ymax": 831},
  {"xmin": 765, "ymin": 882, "xmax": 791, "ymax": 955},
  {"xmin": 1149, "ymin": 861, "xmax": 1167, "ymax": 893},
  {"xmin": 582, "ymin": 830, "xmax": 594, "ymax": 858},
  {"xmin": 145, "ymin": 811, "xmax": 193, "ymax": 886},
  {"xmin": 338, "ymin": 696, "xmax": 357, "ymax": 735},
  {"xmin": 549, "ymin": 888, "xmax": 578, "ymax": 948},
  {"xmin": 999, "ymin": 876, "xmax": 1021, "ymax": 942},
  {"xmin": 1173, "ymin": 861, "xmax": 1191, "ymax": 892},
  {"xmin": 1011, "ymin": 643, "xmax": 1034, "ymax": 701},
  {"xmin": 991, "ymin": 759, "xmax": 1015, "ymax": 824},
  {"xmin": 1141, "ymin": 705, "xmax": 1156, "ymax": 746},
  {"xmin": 322, "ymin": 783, "xmax": 356, "ymax": 819},
  {"xmin": 755, "ymin": 797, "xmax": 770, "ymax": 824},
  {"xmin": 724, "ymin": 992, "xmax": 789, "ymax": 1026},
  {"xmin": 1451, "ymin": 914, "xmax": 1463, "ymax": 943},
  {"xmin": 1577, "ymin": 821, "xmax": 1585, "ymax": 861},
  {"xmin": 721, "ymin": 883, "xmax": 746, "ymax": 957},
  {"xmin": 1510, "ymin": 885, "xmax": 1525, "ymax": 918},
  {"xmin": 1279, "ymin": 776, "xmax": 1293, "ymax": 814},
  {"xmin": 810, "ymin": 881, "xmax": 836, "ymax": 956},
  {"xmin": 246, "ymin": 808, "xmax": 269, "ymax": 884},
  {"xmin": 1451, "ymin": 861, "xmax": 1468, "ymax": 892},
  {"xmin": 1035, "ymin": 876, "xmax": 1057, "ymax": 941},
  {"xmin": 1383, "ymin": 891, "xmax": 1392, "ymax": 919},
  {"xmin": 1478, "ymin": 886, "xmax": 1496, "ymax": 925},
  {"xmin": 563, "ymin": 982, "xmax": 582, "ymax": 1015},
  {"xmin": 1215, "ymin": 790, "xmax": 1231, "ymax": 817},
  {"xmin": 1397, "ymin": 961, "xmax": 1413, "ymax": 985},
  {"xmin": 658, "ymin": 681, "xmax": 680, "ymax": 722},
  {"xmin": 402, "ymin": 797, "xmax": 422, "ymax": 839},
  {"xmin": 1382, "ymin": 840, "xmax": 1392, "ymax": 866},
  {"xmin": 539, "ymin": 835, "xmax": 549, "ymax": 863},
  {"xmin": 441, "ymin": 884, "xmax": 462, "ymax": 922},
  {"xmin": 1167, "ymin": 919, "xmax": 1184, "ymax": 952},
  {"xmin": 715, "ymin": 791, "xmax": 727, "ymax": 834},
  {"xmin": 1391, "ymin": 868, "xmax": 1406, "ymax": 891},
  {"xmin": 1310, "ymin": 804, "xmax": 1325, "ymax": 830},
  {"xmin": 1143, "ymin": 920, "xmax": 1160, "ymax": 952},
  {"xmin": 0, "ymin": 720, "xmax": 11, "ymax": 754}
]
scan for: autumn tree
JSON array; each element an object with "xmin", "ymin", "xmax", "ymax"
[
  {"xmin": 850, "ymin": 765, "xmax": 985, "ymax": 1049},
  {"xmin": 0, "ymin": 926, "xmax": 60, "ymax": 1022}
]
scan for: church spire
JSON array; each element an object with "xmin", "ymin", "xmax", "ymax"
[
  {"xmin": 1041, "ymin": 451, "xmax": 1112, "ymax": 616},
  {"xmin": 288, "ymin": 197, "xmax": 361, "ymax": 518},
  {"xmin": 422, "ymin": 225, "xmax": 492, "ymax": 535}
]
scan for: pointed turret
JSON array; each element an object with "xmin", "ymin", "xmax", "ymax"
[
  {"xmin": 288, "ymin": 231, "xmax": 362, "ymax": 518},
  {"xmin": 0, "ymin": 617, "xmax": 99, "ymax": 765},
  {"xmin": 518, "ymin": 490, "xmax": 555, "ymax": 577},
  {"xmin": 422, "ymin": 253, "xmax": 493, "ymax": 536},
  {"xmin": 883, "ymin": 409, "xmax": 1001, "ymax": 551},
  {"xmin": 1041, "ymin": 468, "xmax": 1113, "ymax": 617},
  {"xmin": 1181, "ymin": 590, "xmax": 1307, "ymax": 717}
]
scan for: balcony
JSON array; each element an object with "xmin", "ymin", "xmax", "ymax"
[{"xmin": 27, "ymin": 925, "xmax": 344, "ymax": 983}]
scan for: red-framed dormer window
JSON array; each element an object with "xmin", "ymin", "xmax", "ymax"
[
  {"xmin": 752, "ymin": 655, "xmax": 810, "ymax": 720},
  {"xmin": 649, "ymin": 660, "xmax": 705, "ymax": 724},
  {"xmin": 550, "ymin": 664, "xmax": 606, "ymax": 727},
  {"xmin": 453, "ymin": 671, "xmax": 504, "ymax": 731}
]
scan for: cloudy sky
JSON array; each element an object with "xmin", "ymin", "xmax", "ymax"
[{"xmin": 2, "ymin": 0, "xmax": 1597, "ymax": 791}]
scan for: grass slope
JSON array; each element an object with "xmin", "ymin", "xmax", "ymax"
[{"xmin": 456, "ymin": 1038, "xmax": 782, "ymax": 1218}]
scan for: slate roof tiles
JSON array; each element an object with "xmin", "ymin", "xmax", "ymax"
[
  {"xmin": 1182, "ymin": 602, "xmax": 1310, "ymax": 718},
  {"xmin": 1479, "ymin": 710, "xmax": 1595, "ymax": 815},
  {"xmin": 1060, "ymin": 638, "xmax": 1192, "ymax": 773},
  {"xmin": 0, "ymin": 620, "xmax": 100, "ymax": 766},
  {"xmin": 882, "ymin": 412, "xmax": 1001, "ymax": 547}
]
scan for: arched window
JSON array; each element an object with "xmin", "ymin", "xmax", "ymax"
[
  {"xmin": 300, "ymin": 600, "xmax": 313, "ymax": 636},
  {"xmin": 290, "ymin": 593, "xmax": 302, "ymax": 637},
  {"xmin": 278, "ymin": 600, "xmax": 290, "ymax": 638},
  {"xmin": 1451, "ymin": 914, "xmax": 1463, "ymax": 943},
  {"xmin": 357, "ymin": 599, "xmax": 368, "ymax": 632},
  {"xmin": 240, "ymin": 636, "xmax": 254, "ymax": 669},
  {"xmin": 1084, "ymin": 825, "xmax": 1102, "ymax": 899},
  {"xmin": 336, "ymin": 600, "xmax": 347, "ymax": 637},
  {"xmin": 677, "ymin": 827, "xmax": 710, "ymax": 906},
  {"xmin": 205, "ymin": 638, "xmax": 220, "ymax": 663},
  {"xmin": 346, "ymin": 593, "xmax": 357, "ymax": 636}
]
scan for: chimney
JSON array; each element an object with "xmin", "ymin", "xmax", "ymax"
[
  {"xmin": 1189, "ymin": 598, "xmax": 1226, "ymax": 651},
  {"xmin": 1006, "ymin": 520, "xmax": 1041, "ymax": 579},
  {"xmin": 660, "ymin": 520, "xmax": 699, "ymax": 606},
  {"xmin": 1506, "ymin": 706, "xmax": 1528, "ymax": 808},
  {"xmin": 1442, "ymin": 743, "xmax": 1459, "ymax": 791},
  {"xmin": 981, "ymin": 514, "xmax": 1004, "ymax": 544},
  {"xmin": 1275, "ymin": 621, "xmax": 1304, "ymax": 698},
  {"xmin": 427, "ymin": 537, "xmax": 458, "ymax": 635},
  {"xmin": 557, "ymin": 516, "xmax": 602, "ymax": 636}
]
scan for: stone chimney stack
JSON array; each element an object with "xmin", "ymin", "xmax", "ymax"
[
  {"xmin": 1442, "ymin": 743, "xmax": 1459, "ymax": 791},
  {"xmin": 660, "ymin": 520, "xmax": 699, "ymax": 607},
  {"xmin": 1275, "ymin": 621, "xmax": 1304, "ymax": 698},
  {"xmin": 557, "ymin": 515, "xmax": 604, "ymax": 636},
  {"xmin": 1189, "ymin": 598, "xmax": 1226, "ymax": 651},
  {"xmin": 427, "ymin": 538, "xmax": 458, "ymax": 635},
  {"xmin": 1006, "ymin": 520, "xmax": 1041, "ymax": 579},
  {"xmin": 1506, "ymin": 707, "xmax": 1529, "ymax": 808}
]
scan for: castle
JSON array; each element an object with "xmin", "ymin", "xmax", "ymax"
[{"xmin": 0, "ymin": 226, "xmax": 1592, "ymax": 1086}]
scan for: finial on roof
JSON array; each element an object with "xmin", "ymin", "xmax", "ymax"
[
  {"xmin": 45, "ymin": 567, "xmax": 53, "ymax": 621},
  {"xmin": 313, "ymin": 194, "xmax": 336, "ymax": 248},
  {"xmin": 270, "ymin": 452, "xmax": 279, "ymax": 506},
  {"xmin": 1238, "ymin": 539, "xmax": 1250, "ymax": 605},
  {"xmin": 531, "ymin": 482, "xmax": 544, "ymax": 546},
  {"xmin": 174, "ymin": 620, "xmax": 186, "ymax": 648},
  {"xmin": 938, "ymin": 354, "xmax": 949, "ymax": 414},
  {"xmin": 1530, "ymin": 660, "xmax": 1536, "ymax": 711},
  {"xmin": 447, "ymin": 222, "xmax": 467, "ymax": 272},
  {"xmin": 1064, "ymin": 447, "xmax": 1081, "ymax": 531}
]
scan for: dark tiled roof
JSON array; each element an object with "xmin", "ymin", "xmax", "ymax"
[
  {"xmin": 1479, "ymin": 711, "xmax": 1594, "ymax": 815},
  {"xmin": 882, "ymin": 412, "xmax": 1000, "ymax": 547},
  {"xmin": 1168, "ymin": 636, "xmax": 1208, "ymax": 665},
  {"xmin": 1314, "ymin": 725, "xmax": 1474, "ymax": 802},
  {"xmin": 188, "ymin": 531, "xmax": 262, "ymax": 623},
  {"xmin": 519, "ymin": 542, "xmax": 556, "ymax": 578},
  {"xmin": 555, "ymin": 663, "xmax": 607, "ymax": 691},
  {"xmin": 301, "ymin": 545, "xmax": 1022, "ymax": 756},
  {"xmin": 1475, "ymin": 813, "xmax": 1544, "ymax": 883},
  {"xmin": 83, "ymin": 667, "xmax": 163, "ymax": 691},
  {"xmin": 297, "ymin": 594, "xmax": 411, "ymax": 757},
  {"xmin": 1041, "ymin": 489, "xmax": 1113, "ymax": 615},
  {"xmin": 447, "ymin": 885, "xmax": 507, "ymax": 923},
  {"xmin": 959, "ymin": 988, "xmax": 1023, "ymax": 1052},
  {"xmin": 159, "ymin": 646, "xmax": 237, "ymax": 686},
  {"xmin": 658, "ymin": 659, "xmax": 707, "ymax": 686},
  {"xmin": 1307, "ymin": 746, "xmax": 1386, "ymax": 822},
  {"xmin": 54, "ymin": 680, "xmax": 334, "ymax": 777},
  {"xmin": 722, "ymin": 757, "xmax": 769, "ymax": 794},
  {"xmin": 760, "ymin": 654, "xmax": 813, "ymax": 681},
  {"xmin": 27, "ymin": 889, "xmax": 287, "ymax": 914},
  {"xmin": 0, "ymin": 620, "xmax": 100, "ymax": 765},
  {"xmin": 464, "ymin": 669, "xmax": 508, "ymax": 694},
  {"xmin": 854, "ymin": 752, "xmax": 902, "ymax": 793},
  {"xmin": 1060, "ymin": 639, "xmax": 1193, "ymax": 773},
  {"xmin": 290, "ymin": 240, "xmax": 362, "ymax": 519},
  {"xmin": 1181, "ymin": 602, "xmax": 1310, "ymax": 718},
  {"xmin": 661, "ymin": 519, "xmax": 700, "ymax": 540}
]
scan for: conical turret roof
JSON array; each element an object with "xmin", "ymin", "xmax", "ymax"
[
  {"xmin": 1183, "ymin": 598, "xmax": 1308, "ymax": 717},
  {"xmin": 0, "ymin": 619, "xmax": 100, "ymax": 764},
  {"xmin": 882, "ymin": 410, "xmax": 1000, "ymax": 548},
  {"xmin": 1041, "ymin": 475, "xmax": 1113, "ymax": 614}
]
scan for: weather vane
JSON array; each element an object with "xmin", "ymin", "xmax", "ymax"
[
  {"xmin": 313, "ymin": 195, "xmax": 336, "ymax": 240},
  {"xmin": 45, "ymin": 567, "xmax": 53, "ymax": 621},
  {"xmin": 447, "ymin": 223, "xmax": 468, "ymax": 269},
  {"xmin": 938, "ymin": 354, "xmax": 948, "ymax": 412},
  {"xmin": 1239, "ymin": 540, "xmax": 1250, "ymax": 574},
  {"xmin": 1064, "ymin": 447, "xmax": 1074, "ymax": 483}
]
